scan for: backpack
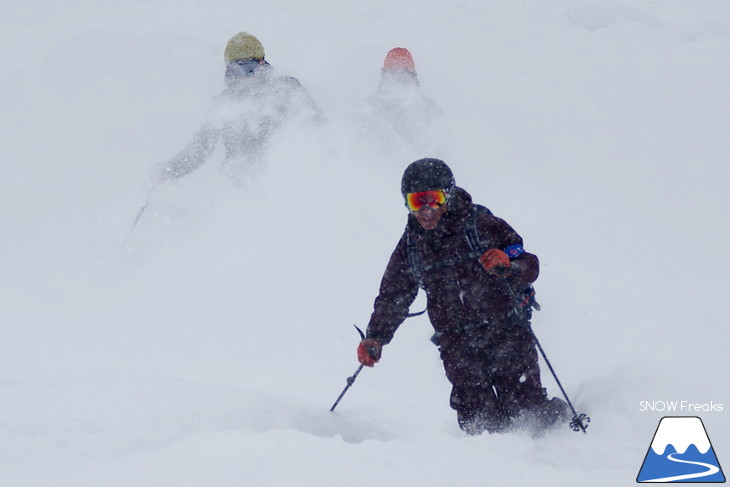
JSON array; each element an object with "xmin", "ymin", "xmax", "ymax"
[{"xmin": 405, "ymin": 204, "xmax": 540, "ymax": 320}]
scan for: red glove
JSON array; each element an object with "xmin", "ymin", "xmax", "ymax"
[
  {"xmin": 357, "ymin": 339, "xmax": 382, "ymax": 367},
  {"xmin": 479, "ymin": 248, "xmax": 510, "ymax": 275}
]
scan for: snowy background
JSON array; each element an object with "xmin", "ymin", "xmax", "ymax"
[{"xmin": 2, "ymin": 0, "xmax": 729, "ymax": 485}]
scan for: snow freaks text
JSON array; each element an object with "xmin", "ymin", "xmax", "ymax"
[{"xmin": 639, "ymin": 401, "xmax": 724, "ymax": 413}]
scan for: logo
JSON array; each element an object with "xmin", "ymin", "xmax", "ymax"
[{"xmin": 637, "ymin": 416, "xmax": 725, "ymax": 483}]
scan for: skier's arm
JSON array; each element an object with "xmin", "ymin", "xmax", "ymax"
[
  {"xmin": 365, "ymin": 236, "xmax": 420, "ymax": 345},
  {"xmin": 477, "ymin": 213, "xmax": 539, "ymax": 289},
  {"xmin": 160, "ymin": 124, "xmax": 220, "ymax": 180},
  {"xmin": 284, "ymin": 76, "xmax": 326, "ymax": 124}
]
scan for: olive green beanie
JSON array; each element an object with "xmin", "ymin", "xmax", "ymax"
[{"xmin": 224, "ymin": 32, "xmax": 265, "ymax": 64}]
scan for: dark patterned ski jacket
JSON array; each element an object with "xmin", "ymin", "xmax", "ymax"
[{"xmin": 366, "ymin": 187, "xmax": 539, "ymax": 345}]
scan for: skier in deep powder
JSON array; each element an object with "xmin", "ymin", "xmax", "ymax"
[
  {"xmin": 159, "ymin": 32, "xmax": 323, "ymax": 186},
  {"xmin": 358, "ymin": 158, "xmax": 569, "ymax": 435},
  {"xmin": 353, "ymin": 47, "xmax": 449, "ymax": 160}
]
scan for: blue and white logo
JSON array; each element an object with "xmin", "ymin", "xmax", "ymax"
[{"xmin": 637, "ymin": 416, "xmax": 725, "ymax": 483}]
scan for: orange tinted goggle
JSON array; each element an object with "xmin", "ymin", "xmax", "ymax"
[{"xmin": 405, "ymin": 190, "xmax": 447, "ymax": 212}]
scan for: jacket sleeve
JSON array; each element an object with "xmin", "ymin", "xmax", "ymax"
[
  {"xmin": 282, "ymin": 76, "xmax": 326, "ymax": 125},
  {"xmin": 161, "ymin": 124, "xmax": 220, "ymax": 180},
  {"xmin": 365, "ymin": 235, "xmax": 420, "ymax": 345},
  {"xmin": 477, "ymin": 212, "xmax": 539, "ymax": 289}
]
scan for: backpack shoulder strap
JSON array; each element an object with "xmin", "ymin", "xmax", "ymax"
[
  {"xmin": 405, "ymin": 230, "xmax": 425, "ymax": 289},
  {"xmin": 464, "ymin": 204, "xmax": 491, "ymax": 253},
  {"xmin": 407, "ymin": 204, "xmax": 493, "ymax": 289}
]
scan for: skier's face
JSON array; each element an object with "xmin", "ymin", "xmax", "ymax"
[
  {"xmin": 414, "ymin": 204, "xmax": 447, "ymax": 230},
  {"xmin": 224, "ymin": 60, "xmax": 266, "ymax": 89},
  {"xmin": 380, "ymin": 70, "xmax": 419, "ymax": 91}
]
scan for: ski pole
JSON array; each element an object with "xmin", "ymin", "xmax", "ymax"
[
  {"xmin": 527, "ymin": 323, "xmax": 590, "ymax": 434},
  {"xmin": 125, "ymin": 183, "xmax": 158, "ymax": 244},
  {"xmin": 504, "ymin": 282, "xmax": 590, "ymax": 434},
  {"xmin": 330, "ymin": 364, "xmax": 364, "ymax": 412},
  {"xmin": 330, "ymin": 307, "xmax": 427, "ymax": 411},
  {"xmin": 330, "ymin": 325, "xmax": 370, "ymax": 412}
]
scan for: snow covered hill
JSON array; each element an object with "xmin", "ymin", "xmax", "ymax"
[{"xmin": 1, "ymin": 1, "xmax": 729, "ymax": 485}]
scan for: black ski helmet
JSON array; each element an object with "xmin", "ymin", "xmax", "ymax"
[{"xmin": 401, "ymin": 158, "xmax": 455, "ymax": 197}]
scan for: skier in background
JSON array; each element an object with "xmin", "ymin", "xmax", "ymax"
[
  {"xmin": 159, "ymin": 32, "xmax": 323, "ymax": 186},
  {"xmin": 354, "ymin": 47, "xmax": 450, "ymax": 160},
  {"xmin": 357, "ymin": 158, "xmax": 569, "ymax": 436}
]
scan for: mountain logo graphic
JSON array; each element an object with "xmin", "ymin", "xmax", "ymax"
[{"xmin": 637, "ymin": 416, "xmax": 725, "ymax": 483}]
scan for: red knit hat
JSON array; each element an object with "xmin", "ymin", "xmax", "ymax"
[{"xmin": 383, "ymin": 47, "xmax": 416, "ymax": 73}]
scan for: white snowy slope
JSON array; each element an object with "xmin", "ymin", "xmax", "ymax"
[{"xmin": 1, "ymin": 0, "xmax": 729, "ymax": 486}]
